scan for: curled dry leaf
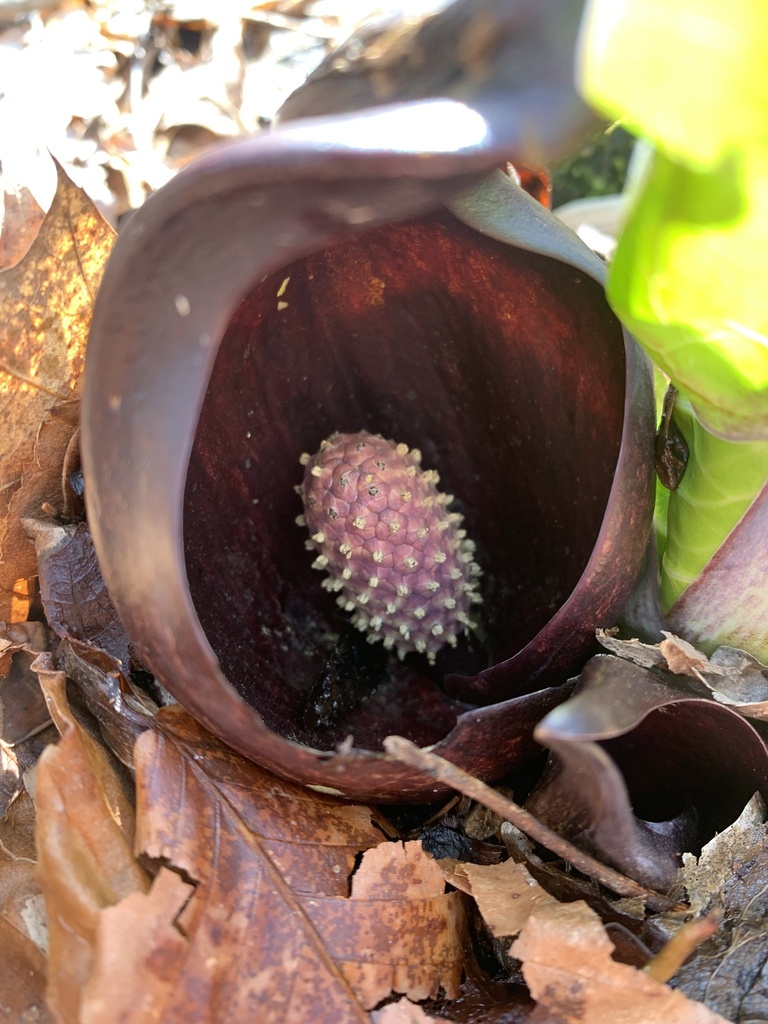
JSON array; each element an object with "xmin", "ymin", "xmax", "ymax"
[
  {"xmin": 599, "ymin": 628, "xmax": 768, "ymax": 721},
  {"xmin": 60, "ymin": 639, "xmax": 156, "ymax": 770},
  {"xmin": 528, "ymin": 655, "xmax": 768, "ymax": 891},
  {"xmin": 25, "ymin": 518, "xmax": 131, "ymax": 668},
  {"xmin": 0, "ymin": 162, "xmax": 114, "ymax": 619},
  {"xmin": 78, "ymin": 707, "xmax": 464, "ymax": 1023},
  {"xmin": 34, "ymin": 656, "xmax": 150, "ymax": 1024}
]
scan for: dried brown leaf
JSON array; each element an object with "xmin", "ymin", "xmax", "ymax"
[
  {"xmin": 34, "ymin": 657, "xmax": 150, "ymax": 1024},
  {"xmin": 511, "ymin": 900, "xmax": 729, "ymax": 1024},
  {"xmin": 0, "ymin": 183, "xmax": 45, "ymax": 270},
  {"xmin": 681, "ymin": 793, "xmax": 767, "ymax": 918},
  {"xmin": 0, "ymin": 914, "xmax": 51, "ymax": 1023},
  {"xmin": 60, "ymin": 639, "xmax": 155, "ymax": 769},
  {"xmin": 0, "ymin": 788, "xmax": 46, "ymax": 951},
  {"xmin": 25, "ymin": 518, "xmax": 131, "ymax": 667},
  {"xmin": 440, "ymin": 858, "xmax": 555, "ymax": 939},
  {"xmin": 0, "ymin": 162, "xmax": 114, "ymax": 619},
  {"xmin": 663, "ymin": 794, "xmax": 768, "ymax": 1018},
  {"xmin": 0, "ymin": 622, "xmax": 54, "ymax": 814},
  {"xmin": 78, "ymin": 707, "xmax": 465, "ymax": 1022},
  {"xmin": 0, "ymin": 403, "xmax": 80, "ymax": 622},
  {"xmin": 599, "ymin": 629, "xmax": 768, "ymax": 720},
  {"xmin": 345, "ymin": 841, "xmax": 465, "ymax": 1005},
  {"xmin": 0, "ymin": 626, "xmax": 51, "ymax": 741}
]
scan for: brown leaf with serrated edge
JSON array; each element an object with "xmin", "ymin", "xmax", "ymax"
[
  {"xmin": 34, "ymin": 655, "xmax": 150, "ymax": 1024},
  {"xmin": 511, "ymin": 899, "xmax": 729, "ymax": 1024},
  {"xmin": 78, "ymin": 707, "xmax": 465, "ymax": 1023},
  {"xmin": 0, "ymin": 182, "xmax": 45, "ymax": 270},
  {"xmin": 0, "ymin": 161, "xmax": 114, "ymax": 620}
]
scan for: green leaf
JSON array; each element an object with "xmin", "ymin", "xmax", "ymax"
[
  {"xmin": 659, "ymin": 399, "xmax": 768, "ymax": 610},
  {"xmin": 607, "ymin": 148, "xmax": 768, "ymax": 440},
  {"xmin": 579, "ymin": 0, "xmax": 768, "ymax": 169},
  {"xmin": 579, "ymin": 1, "xmax": 768, "ymax": 440}
]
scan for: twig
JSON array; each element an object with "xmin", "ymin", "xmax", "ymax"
[{"xmin": 383, "ymin": 735, "xmax": 678, "ymax": 913}]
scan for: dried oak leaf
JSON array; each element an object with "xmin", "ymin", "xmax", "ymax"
[
  {"xmin": 527, "ymin": 654, "xmax": 768, "ymax": 891},
  {"xmin": 79, "ymin": 707, "xmax": 464, "ymax": 1023},
  {"xmin": 0, "ymin": 161, "xmax": 114, "ymax": 620},
  {"xmin": 34, "ymin": 656, "xmax": 150, "ymax": 1024}
]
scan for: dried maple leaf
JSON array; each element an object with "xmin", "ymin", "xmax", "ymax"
[
  {"xmin": 78, "ymin": 708, "xmax": 464, "ymax": 1023},
  {"xmin": 0, "ymin": 162, "xmax": 114, "ymax": 620}
]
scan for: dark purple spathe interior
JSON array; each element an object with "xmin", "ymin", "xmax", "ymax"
[{"xmin": 183, "ymin": 208, "xmax": 625, "ymax": 751}]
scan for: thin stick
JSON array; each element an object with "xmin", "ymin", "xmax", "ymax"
[{"xmin": 384, "ymin": 735, "xmax": 677, "ymax": 913}]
